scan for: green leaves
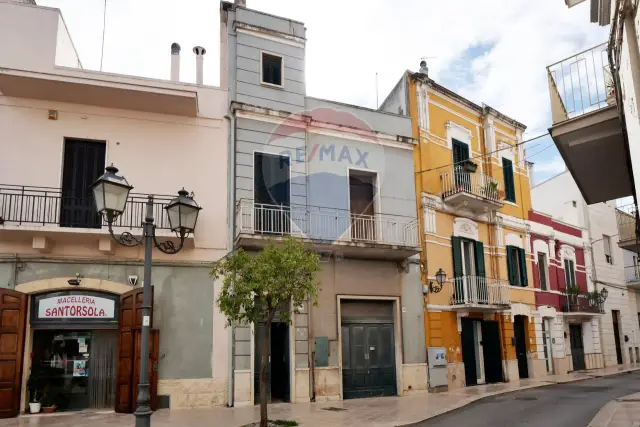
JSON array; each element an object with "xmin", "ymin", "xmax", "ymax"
[{"xmin": 212, "ymin": 237, "xmax": 321, "ymax": 326}]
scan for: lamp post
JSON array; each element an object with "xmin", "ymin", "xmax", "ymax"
[{"xmin": 91, "ymin": 165, "xmax": 201, "ymax": 427}]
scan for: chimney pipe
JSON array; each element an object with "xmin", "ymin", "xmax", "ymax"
[
  {"xmin": 193, "ymin": 46, "xmax": 206, "ymax": 85},
  {"xmin": 171, "ymin": 43, "xmax": 181, "ymax": 82}
]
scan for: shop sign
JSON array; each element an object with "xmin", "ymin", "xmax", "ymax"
[
  {"xmin": 38, "ymin": 295, "xmax": 115, "ymax": 319},
  {"xmin": 31, "ymin": 291, "xmax": 119, "ymax": 327}
]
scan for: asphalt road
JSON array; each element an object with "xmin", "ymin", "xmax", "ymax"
[{"xmin": 415, "ymin": 371, "xmax": 640, "ymax": 427}]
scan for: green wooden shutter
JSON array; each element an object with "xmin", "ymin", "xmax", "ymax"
[
  {"xmin": 453, "ymin": 139, "xmax": 470, "ymax": 165},
  {"xmin": 518, "ymin": 248, "xmax": 528, "ymax": 287},
  {"xmin": 506, "ymin": 245, "xmax": 517, "ymax": 285},
  {"xmin": 452, "ymin": 236, "xmax": 463, "ymax": 278},
  {"xmin": 474, "ymin": 241, "xmax": 486, "ymax": 278},
  {"xmin": 502, "ymin": 158, "xmax": 516, "ymax": 203}
]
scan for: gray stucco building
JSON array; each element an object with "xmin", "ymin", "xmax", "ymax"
[{"xmin": 220, "ymin": 0, "xmax": 425, "ymax": 405}]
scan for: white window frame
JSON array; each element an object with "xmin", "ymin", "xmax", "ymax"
[
  {"xmin": 537, "ymin": 251, "xmax": 550, "ymax": 291},
  {"xmin": 260, "ymin": 51, "xmax": 284, "ymax": 88},
  {"xmin": 603, "ymin": 234, "xmax": 613, "ymax": 264}
]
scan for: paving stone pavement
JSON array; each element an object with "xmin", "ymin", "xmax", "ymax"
[
  {"xmin": 3, "ymin": 365, "xmax": 638, "ymax": 427},
  {"xmin": 589, "ymin": 392, "xmax": 640, "ymax": 427}
]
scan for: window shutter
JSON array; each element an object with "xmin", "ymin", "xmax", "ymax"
[
  {"xmin": 474, "ymin": 241, "xmax": 486, "ymax": 278},
  {"xmin": 502, "ymin": 158, "xmax": 516, "ymax": 203},
  {"xmin": 452, "ymin": 139, "xmax": 470, "ymax": 165},
  {"xmin": 452, "ymin": 236, "xmax": 463, "ymax": 278},
  {"xmin": 506, "ymin": 245, "xmax": 516, "ymax": 285},
  {"xmin": 519, "ymin": 248, "xmax": 528, "ymax": 287}
]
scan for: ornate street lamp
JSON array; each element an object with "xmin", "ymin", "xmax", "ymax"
[
  {"xmin": 91, "ymin": 165, "xmax": 201, "ymax": 427},
  {"xmin": 427, "ymin": 268, "xmax": 447, "ymax": 294},
  {"xmin": 600, "ymin": 287, "xmax": 609, "ymax": 302}
]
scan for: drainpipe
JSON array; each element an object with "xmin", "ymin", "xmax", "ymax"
[{"xmin": 225, "ymin": 112, "xmax": 236, "ymax": 406}]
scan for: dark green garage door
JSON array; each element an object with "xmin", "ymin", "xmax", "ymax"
[{"xmin": 341, "ymin": 301, "xmax": 396, "ymax": 399}]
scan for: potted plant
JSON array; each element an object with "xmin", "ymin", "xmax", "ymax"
[
  {"xmin": 461, "ymin": 159, "xmax": 478, "ymax": 173},
  {"xmin": 483, "ymin": 181, "xmax": 499, "ymax": 199},
  {"xmin": 26, "ymin": 370, "xmax": 44, "ymax": 414},
  {"xmin": 41, "ymin": 392, "xmax": 56, "ymax": 414},
  {"xmin": 566, "ymin": 284, "xmax": 582, "ymax": 311}
]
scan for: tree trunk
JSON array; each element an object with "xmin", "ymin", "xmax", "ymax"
[{"xmin": 259, "ymin": 319, "xmax": 271, "ymax": 427}]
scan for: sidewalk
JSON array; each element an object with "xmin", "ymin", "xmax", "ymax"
[
  {"xmin": 589, "ymin": 391, "xmax": 640, "ymax": 427},
  {"xmin": 4, "ymin": 364, "xmax": 639, "ymax": 427}
]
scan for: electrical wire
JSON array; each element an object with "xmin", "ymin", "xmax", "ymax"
[{"xmin": 415, "ymin": 132, "xmax": 550, "ymax": 175}]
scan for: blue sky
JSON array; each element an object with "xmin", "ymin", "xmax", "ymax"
[{"xmin": 38, "ymin": 0, "xmax": 608, "ymax": 185}]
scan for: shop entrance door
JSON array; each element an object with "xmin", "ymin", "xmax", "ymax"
[{"xmin": 31, "ymin": 330, "xmax": 117, "ymax": 410}]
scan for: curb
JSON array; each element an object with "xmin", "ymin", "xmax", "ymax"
[{"xmin": 399, "ymin": 368, "xmax": 640, "ymax": 427}]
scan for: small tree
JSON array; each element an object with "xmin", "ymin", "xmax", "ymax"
[{"xmin": 212, "ymin": 237, "xmax": 321, "ymax": 427}]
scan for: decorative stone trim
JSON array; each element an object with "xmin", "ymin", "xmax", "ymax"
[{"xmin": 15, "ymin": 277, "xmax": 132, "ymax": 295}]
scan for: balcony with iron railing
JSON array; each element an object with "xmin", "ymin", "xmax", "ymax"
[
  {"xmin": 624, "ymin": 265, "xmax": 640, "ymax": 287},
  {"xmin": 446, "ymin": 276, "xmax": 511, "ymax": 309},
  {"xmin": 562, "ymin": 295, "xmax": 605, "ymax": 316},
  {"xmin": 440, "ymin": 166, "xmax": 504, "ymax": 213},
  {"xmin": 546, "ymin": 42, "xmax": 630, "ymax": 203},
  {"xmin": 616, "ymin": 203, "xmax": 639, "ymax": 252},
  {"xmin": 235, "ymin": 199, "xmax": 421, "ymax": 260},
  {"xmin": 0, "ymin": 184, "xmax": 174, "ymax": 232}
]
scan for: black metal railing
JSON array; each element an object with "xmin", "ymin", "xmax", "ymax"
[
  {"xmin": 0, "ymin": 185, "xmax": 173, "ymax": 230},
  {"xmin": 562, "ymin": 295, "xmax": 605, "ymax": 314}
]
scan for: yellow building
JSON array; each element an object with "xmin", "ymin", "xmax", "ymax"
[{"xmin": 380, "ymin": 63, "xmax": 543, "ymax": 390}]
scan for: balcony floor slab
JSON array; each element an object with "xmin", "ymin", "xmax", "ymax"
[{"xmin": 235, "ymin": 234, "xmax": 421, "ymax": 261}]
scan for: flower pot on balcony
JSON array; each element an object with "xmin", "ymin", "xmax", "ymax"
[
  {"xmin": 569, "ymin": 303, "xmax": 580, "ymax": 312},
  {"xmin": 29, "ymin": 402, "xmax": 41, "ymax": 414},
  {"xmin": 461, "ymin": 160, "xmax": 478, "ymax": 173}
]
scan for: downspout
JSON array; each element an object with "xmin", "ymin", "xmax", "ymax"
[{"xmin": 225, "ymin": 112, "xmax": 236, "ymax": 406}]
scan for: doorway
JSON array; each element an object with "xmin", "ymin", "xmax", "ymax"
[
  {"xmin": 612, "ymin": 310, "xmax": 623, "ymax": 364},
  {"xmin": 31, "ymin": 330, "xmax": 117, "ymax": 411},
  {"xmin": 542, "ymin": 318, "xmax": 554, "ymax": 374},
  {"xmin": 253, "ymin": 152, "xmax": 291, "ymax": 234},
  {"xmin": 461, "ymin": 318, "xmax": 503, "ymax": 386},
  {"xmin": 569, "ymin": 324, "xmax": 586, "ymax": 371},
  {"xmin": 340, "ymin": 300, "xmax": 396, "ymax": 399},
  {"xmin": 254, "ymin": 322, "xmax": 290, "ymax": 404},
  {"xmin": 514, "ymin": 316, "xmax": 529, "ymax": 379},
  {"xmin": 60, "ymin": 139, "xmax": 105, "ymax": 229},
  {"xmin": 349, "ymin": 170, "xmax": 377, "ymax": 241}
]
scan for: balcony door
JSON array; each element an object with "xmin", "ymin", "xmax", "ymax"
[
  {"xmin": 452, "ymin": 237, "xmax": 486, "ymax": 304},
  {"xmin": 60, "ymin": 139, "xmax": 106, "ymax": 228},
  {"xmin": 254, "ymin": 152, "xmax": 290, "ymax": 234},
  {"xmin": 452, "ymin": 139, "xmax": 470, "ymax": 189},
  {"xmin": 349, "ymin": 171, "xmax": 376, "ymax": 242}
]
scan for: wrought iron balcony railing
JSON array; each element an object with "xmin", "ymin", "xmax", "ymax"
[
  {"xmin": 0, "ymin": 184, "xmax": 173, "ymax": 230},
  {"xmin": 616, "ymin": 203, "xmax": 638, "ymax": 245},
  {"xmin": 235, "ymin": 199, "xmax": 420, "ymax": 247},
  {"xmin": 562, "ymin": 295, "xmax": 605, "ymax": 314},
  {"xmin": 449, "ymin": 276, "xmax": 511, "ymax": 306},
  {"xmin": 546, "ymin": 42, "xmax": 614, "ymax": 124},
  {"xmin": 625, "ymin": 265, "xmax": 640, "ymax": 284},
  {"xmin": 440, "ymin": 167, "xmax": 503, "ymax": 204}
]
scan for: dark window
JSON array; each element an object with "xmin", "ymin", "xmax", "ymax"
[
  {"xmin": 507, "ymin": 245, "xmax": 528, "ymax": 287},
  {"xmin": 538, "ymin": 252, "xmax": 548, "ymax": 291},
  {"xmin": 261, "ymin": 53, "xmax": 282, "ymax": 86},
  {"xmin": 452, "ymin": 139, "xmax": 470, "ymax": 165},
  {"xmin": 349, "ymin": 171, "xmax": 376, "ymax": 241},
  {"xmin": 564, "ymin": 259, "xmax": 576, "ymax": 287},
  {"xmin": 502, "ymin": 158, "xmax": 516, "ymax": 203},
  {"xmin": 254, "ymin": 152, "xmax": 290, "ymax": 234},
  {"xmin": 603, "ymin": 235, "xmax": 613, "ymax": 264},
  {"xmin": 60, "ymin": 139, "xmax": 106, "ymax": 228}
]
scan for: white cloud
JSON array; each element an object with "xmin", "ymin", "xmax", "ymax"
[
  {"xmin": 39, "ymin": 0, "xmax": 609, "ymax": 134},
  {"xmin": 534, "ymin": 156, "xmax": 566, "ymax": 176}
]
